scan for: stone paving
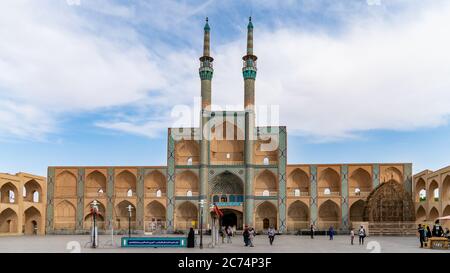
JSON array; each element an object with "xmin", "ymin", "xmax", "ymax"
[{"xmin": 0, "ymin": 234, "xmax": 447, "ymax": 253}]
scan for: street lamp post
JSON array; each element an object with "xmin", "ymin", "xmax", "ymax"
[
  {"xmin": 127, "ymin": 204, "xmax": 133, "ymax": 238},
  {"xmin": 91, "ymin": 200, "xmax": 99, "ymax": 248},
  {"xmin": 199, "ymin": 199, "xmax": 206, "ymax": 249}
]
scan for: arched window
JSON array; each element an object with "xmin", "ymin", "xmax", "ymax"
[
  {"xmin": 187, "ymin": 157, "xmax": 193, "ymax": 165},
  {"xmin": 98, "ymin": 188, "xmax": 104, "ymax": 194},
  {"xmin": 262, "ymin": 190, "xmax": 270, "ymax": 197},
  {"xmin": 226, "ymin": 153, "xmax": 231, "ymax": 159},
  {"xmin": 419, "ymin": 189, "xmax": 426, "ymax": 201},
  {"xmin": 294, "ymin": 189, "xmax": 300, "ymax": 197},
  {"xmin": 187, "ymin": 190, "xmax": 192, "ymax": 197},
  {"xmin": 23, "ymin": 186, "xmax": 27, "ymax": 197},
  {"xmin": 156, "ymin": 189, "xmax": 162, "ymax": 197},
  {"xmin": 355, "ymin": 188, "xmax": 361, "ymax": 196},
  {"xmin": 221, "ymin": 195, "xmax": 227, "ymax": 202},
  {"xmin": 9, "ymin": 190, "xmax": 15, "ymax": 203},
  {"xmin": 33, "ymin": 191, "xmax": 40, "ymax": 203},
  {"xmin": 324, "ymin": 188, "xmax": 331, "ymax": 195},
  {"xmin": 127, "ymin": 189, "xmax": 133, "ymax": 197},
  {"xmin": 213, "ymin": 195, "xmax": 219, "ymax": 203},
  {"xmin": 263, "ymin": 157, "xmax": 270, "ymax": 165},
  {"xmin": 434, "ymin": 188, "xmax": 439, "ymax": 201}
]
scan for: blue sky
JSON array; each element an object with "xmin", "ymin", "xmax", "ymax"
[{"xmin": 1, "ymin": 0, "xmax": 450, "ymax": 176}]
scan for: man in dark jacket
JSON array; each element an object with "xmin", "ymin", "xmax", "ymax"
[
  {"xmin": 418, "ymin": 224, "xmax": 425, "ymax": 248},
  {"xmin": 243, "ymin": 226, "xmax": 250, "ymax": 247}
]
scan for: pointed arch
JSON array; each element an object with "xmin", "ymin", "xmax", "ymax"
[
  {"xmin": 210, "ymin": 171, "xmax": 244, "ymax": 194},
  {"xmin": 428, "ymin": 180, "xmax": 439, "ymax": 202},
  {"xmin": 349, "ymin": 200, "xmax": 366, "ymax": 222},
  {"xmin": 55, "ymin": 171, "xmax": 77, "ymax": 197},
  {"xmin": 114, "ymin": 200, "xmax": 136, "ymax": 230},
  {"xmin": 85, "ymin": 171, "xmax": 107, "ymax": 198},
  {"xmin": 54, "ymin": 200, "xmax": 76, "ymax": 230},
  {"xmin": 287, "ymin": 168, "xmax": 309, "ymax": 196},
  {"xmin": 255, "ymin": 201, "xmax": 277, "ymax": 230},
  {"xmin": 318, "ymin": 200, "xmax": 340, "ymax": 229},
  {"xmin": 416, "ymin": 206, "xmax": 426, "ymax": 222},
  {"xmin": 176, "ymin": 201, "xmax": 198, "ymax": 230},
  {"xmin": 83, "ymin": 200, "xmax": 106, "ymax": 230},
  {"xmin": 287, "ymin": 200, "xmax": 309, "ymax": 230},
  {"xmin": 145, "ymin": 170, "xmax": 166, "ymax": 197},
  {"xmin": 24, "ymin": 179, "xmax": 43, "ymax": 203},
  {"xmin": 175, "ymin": 170, "xmax": 199, "ymax": 196},
  {"xmin": 349, "ymin": 168, "xmax": 372, "ymax": 196},
  {"xmin": 255, "ymin": 170, "xmax": 277, "ymax": 195},
  {"xmin": 145, "ymin": 200, "xmax": 166, "ymax": 222},
  {"xmin": 0, "ymin": 208, "xmax": 19, "ymax": 233},
  {"xmin": 415, "ymin": 178, "xmax": 426, "ymax": 202},
  {"xmin": 115, "ymin": 170, "xmax": 136, "ymax": 198},
  {"xmin": 210, "ymin": 120, "xmax": 245, "ymax": 162},
  {"xmin": 175, "ymin": 140, "xmax": 200, "ymax": 165},
  {"xmin": 381, "ymin": 167, "xmax": 402, "ymax": 184},
  {"xmin": 429, "ymin": 207, "xmax": 439, "ymax": 221},
  {"xmin": 24, "ymin": 206, "xmax": 42, "ymax": 235},
  {"xmin": 443, "ymin": 205, "xmax": 450, "ymax": 217},
  {"xmin": 318, "ymin": 168, "xmax": 340, "ymax": 196},
  {"xmin": 0, "ymin": 182, "xmax": 18, "ymax": 204}
]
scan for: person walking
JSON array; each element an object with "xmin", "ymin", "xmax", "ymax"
[
  {"xmin": 187, "ymin": 227, "xmax": 195, "ymax": 248},
  {"xmin": 426, "ymin": 225, "xmax": 432, "ymax": 240},
  {"xmin": 248, "ymin": 227, "xmax": 255, "ymax": 247},
  {"xmin": 268, "ymin": 226, "xmax": 276, "ymax": 246},
  {"xmin": 418, "ymin": 224, "xmax": 425, "ymax": 248},
  {"xmin": 358, "ymin": 225, "xmax": 366, "ymax": 245},
  {"xmin": 243, "ymin": 225, "xmax": 250, "ymax": 247},
  {"xmin": 350, "ymin": 229, "xmax": 355, "ymax": 245},
  {"xmin": 328, "ymin": 226, "xmax": 334, "ymax": 240},
  {"xmin": 310, "ymin": 224, "xmax": 315, "ymax": 239},
  {"xmin": 226, "ymin": 226, "xmax": 233, "ymax": 244}
]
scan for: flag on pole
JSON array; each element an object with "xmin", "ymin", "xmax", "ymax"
[{"xmin": 213, "ymin": 204, "xmax": 223, "ymax": 217}]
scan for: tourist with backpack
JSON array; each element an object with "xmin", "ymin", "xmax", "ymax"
[{"xmin": 358, "ymin": 225, "xmax": 366, "ymax": 245}]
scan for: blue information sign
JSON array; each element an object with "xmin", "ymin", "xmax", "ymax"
[{"xmin": 121, "ymin": 237, "xmax": 187, "ymax": 248}]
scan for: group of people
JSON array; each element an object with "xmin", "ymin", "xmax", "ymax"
[
  {"xmin": 242, "ymin": 225, "xmax": 276, "ymax": 247},
  {"xmin": 219, "ymin": 225, "xmax": 234, "ymax": 244},
  {"xmin": 310, "ymin": 224, "xmax": 366, "ymax": 245},
  {"xmin": 350, "ymin": 226, "xmax": 367, "ymax": 245},
  {"xmin": 417, "ymin": 220, "xmax": 450, "ymax": 248}
]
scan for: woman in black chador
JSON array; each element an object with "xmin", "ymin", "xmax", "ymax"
[{"xmin": 187, "ymin": 227, "xmax": 195, "ymax": 248}]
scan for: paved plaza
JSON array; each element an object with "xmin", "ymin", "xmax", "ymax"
[{"xmin": 0, "ymin": 234, "xmax": 447, "ymax": 253}]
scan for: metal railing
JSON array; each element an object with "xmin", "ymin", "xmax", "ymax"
[
  {"xmin": 318, "ymin": 192, "xmax": 341, "ymax": 197},
  {"xmin": 145, "ymin": 192, "xmax": 166, "ymax": 198},
  {"xmin": 287, "ymin": 191, "xmax": 310, "ymax": 197},
  {"xmin": 175, "ymin": 191, "xmax": 199, "ymax": 197},
  {"xmin": 254, "ymin": 191, "xmax": 278, "ymax": 197}
]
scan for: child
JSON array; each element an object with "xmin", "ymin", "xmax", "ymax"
[{"xmin": 350, "ymin": 229, "xmax": 355, "ymax": 245}]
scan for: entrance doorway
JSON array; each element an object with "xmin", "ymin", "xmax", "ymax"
[{"xmin": 219, "ymin": 209, "xmax": 243, "ymax": 230}]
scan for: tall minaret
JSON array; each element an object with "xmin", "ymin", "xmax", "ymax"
[
  {"xmin": 242, "ymin": 16, "xmax": 257, "ymax": 110},
  {"xmin": 199, "ymin": 17, "xmax": 214, "ymax": 110},
  {"xmin": 199, "ymin": 18, "xmax": 212, "ymax": 230},
  {"xmin": 243, "ymin": 17, "xmax": 256, "ymax": 228}
]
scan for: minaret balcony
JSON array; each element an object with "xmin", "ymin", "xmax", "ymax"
[{"xmin": 242, "ymin": 66, "xmax": 257, "ymax": 79}]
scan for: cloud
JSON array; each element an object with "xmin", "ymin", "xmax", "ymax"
[
  {"xmin": 0, "ymin": 0, "xmax": 165, "ymax": 139},
  {"xmin": 0, "ymin": 100, "xmax": 54, "ymax": 141},
  {"xmin": 1, "ymin": 0, "xmax": 450, "ymax": 142}
]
